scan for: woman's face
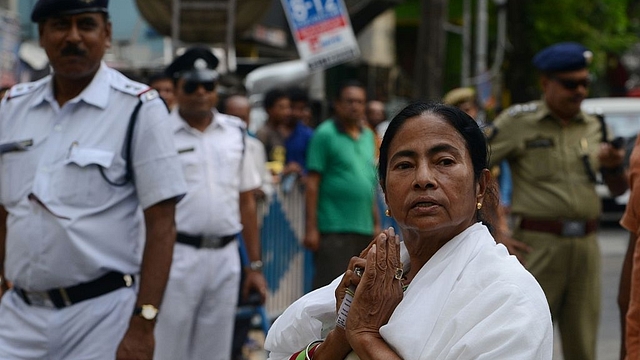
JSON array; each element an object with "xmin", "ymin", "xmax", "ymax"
[{"xmin": 384, "ymin": 113, "xmax": 483, "ymax": 242}]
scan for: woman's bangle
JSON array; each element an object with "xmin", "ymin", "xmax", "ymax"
[
  {"xmin": 305, "ymin": 339, "xmax": 324, "ymax": 360},
  {"xmin": 289, "ymin": 340, "xmax": 324, "ymax": 360}
]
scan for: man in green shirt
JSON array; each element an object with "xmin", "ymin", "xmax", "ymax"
[
  {"xmin": 487, "ymin": 42, "xmax": 628, "ymax": 360},
  {"xmin": 304, "ymin": 80, "xmax": 380, "ymax": 290}
]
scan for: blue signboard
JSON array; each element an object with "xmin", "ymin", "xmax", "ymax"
[{"xmin": 281, "ymin": 0, "xmax": 360, "ymax": 71}]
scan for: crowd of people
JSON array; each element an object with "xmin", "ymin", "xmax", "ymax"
[{"xmin": 2, "ymin": 1, "xmax": 640, "ymax": 360}]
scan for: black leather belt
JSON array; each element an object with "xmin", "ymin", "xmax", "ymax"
[
  {"xmin": 15, "ymin": 271, "xmax": 134, "ymax": 309},
  {"xmin": 519, "ymin": 218, "xmax": 599, "ymax": 237},
  {"xmin": 176, "ymin": 232, "xmax": 236, "ymax": 249}
]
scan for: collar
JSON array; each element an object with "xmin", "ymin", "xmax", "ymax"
[
  {"xmin": 332, "ymin": 117, "xmax": 363, "ymax": 134},
  {"xmin": 34, "ymin": 62, "xmax": 110, "ymax": 110},
  {"xmin": 537, "ymin": 99, "xmax": 587, "ymax": 124},
  {"xmin": 171, "ymin": 107, "xmax": 221, "ymax": 133}
]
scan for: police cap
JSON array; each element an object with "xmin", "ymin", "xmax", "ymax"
[
  {"xmin": 443, "ymin": 87, "xmax": 476, "ymax": 107},
  {"xmin": 165, "ymin": 46, "xmax": 220, "ymax": 83},
  {"xmin": 532, "ymin": 42, "xmax": 593, "ymax": 73},
  {"xmin": 31, "ymin": 0, "xmax": 109, "ymax": 23}
]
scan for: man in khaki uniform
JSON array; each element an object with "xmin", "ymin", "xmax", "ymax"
[{"xmin": 487, "ymin": 42, "xmax": 628, "ymax": 360}]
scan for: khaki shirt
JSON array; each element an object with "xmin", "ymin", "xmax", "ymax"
[{"xmin": 488, "ymin": 100, "xmax": 605, "ymax": 219}]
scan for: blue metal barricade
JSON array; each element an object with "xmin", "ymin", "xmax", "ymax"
[
  {"xmin": 261, "ymin": 180, "xmax": 313, "ymax": 320},
  {"xmin": 260, "ymin": 180, "xmax": 393, "ymax": 322}
]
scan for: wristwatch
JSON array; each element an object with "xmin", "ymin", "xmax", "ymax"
[
  {"xmin": 133, "ymin": 304, "xmax": 159, "ymax": 321},
  {"xmin": 249, "ymin": 260, "xmax": 264, "ymax": 272}
]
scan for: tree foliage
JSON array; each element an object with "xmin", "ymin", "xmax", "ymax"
[
  {"xmin": 532, "ymin": 0, "xmax": 633, "ymax": 61},
  {"xmin": 503, "ymin": 0, "xmax": 638, "ymax": 102}
]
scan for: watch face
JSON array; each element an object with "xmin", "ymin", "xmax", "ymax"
[
  {"xmin": 250, "ymin": 260, "xmax": 263, "ymax": 271},
  {"xmin": 141, "ymin": 305, "xmax": 158, "ymax": 320}
]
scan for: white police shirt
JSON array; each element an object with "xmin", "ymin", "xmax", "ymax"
[
  {"xmin": 0, "ymin": 63, "xmax": 187, "ymax": 291},
  {"xmin": 171, "ymin": 109, "xmax": 261, "ymax": 237}
]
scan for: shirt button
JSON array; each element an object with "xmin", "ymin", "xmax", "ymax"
[
  {"xmin": 41, "ymin": 166, "xmax": 50, "ymax": 172},
  {"xmin": 54, "ymin": 124, "xmax": 62, "ymax": 132}
]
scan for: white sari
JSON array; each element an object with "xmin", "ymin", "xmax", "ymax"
[{"xmin": 265, "ymin": 223, "xmax": 553, "ymax": 360}]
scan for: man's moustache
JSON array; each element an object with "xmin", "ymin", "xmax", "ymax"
[{"xmin": 60, "ymin": 47, "xmax": 86, "ymax": 56}]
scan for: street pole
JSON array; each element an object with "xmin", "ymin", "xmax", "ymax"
[
  {"xmin": 414, "ymin": 0, "xmax": 447, "ymax": 101},
  {"xmin": 491, "ymin": 0, "xmax": 508, "ymax": 110},
  {"xmin": 171, "ymin": 0, "xmax": 180, "ymax": 56},
  {"xmin": 475, "ymin": 0, "xmax": 488, "ymax": 77},
  {"xmin": 462, "ymin": 0, "xmax": 471, "ymax": 86}
]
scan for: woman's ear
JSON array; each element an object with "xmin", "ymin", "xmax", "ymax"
[
  {"xmin": 476, "ymin": 168, "xmax": 491, "ymax": 201},
  {"xmin": 380, "ymin": 180, "xmax": 387, "ymax": 203}
]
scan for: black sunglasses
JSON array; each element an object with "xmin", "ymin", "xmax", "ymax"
[
  {"xmin": 183, "ymin": 81, "xmax": 216, "ymax": 94},
  {"xmin": 550, "ymin": 76, "xmax": 591, "ymax": 90}
]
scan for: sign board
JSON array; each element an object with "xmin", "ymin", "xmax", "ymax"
[{"xmin": 281, "ymin": 0, "xmax": 360, "ymax": 71}]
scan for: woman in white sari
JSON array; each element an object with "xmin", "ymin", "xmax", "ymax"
[{"xmin": 265, "ymin": 102, "xmax": 553, "ymax": 360}]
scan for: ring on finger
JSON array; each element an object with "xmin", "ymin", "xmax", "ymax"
[
  {"xmin": 354, "ymin": 266, "xmax": 364, "ymax": 277},
  {"xmin": 394, "ymin": 267, "xmax": 404, "ymax": 280}
]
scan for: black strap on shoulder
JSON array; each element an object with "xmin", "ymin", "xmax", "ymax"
[
  {"xmin": 595, "ymin": 113, "xmax": 607, "ymax": 143},
  {"xmin": 99, "ymin": 99, "xmax": 143, "ymax": 187},
  {"xmin": 236, "ymin": 124, "xmax": 247, "ymax": 179},
  {"xmin": 581, "ymin": 112, "xmax": 607, "ymax": 183},
  {"xmin": 240, "ymin": 125, "xmax": 246, "ymax": 156}
]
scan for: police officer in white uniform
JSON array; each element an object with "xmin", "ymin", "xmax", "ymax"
[
  {"xmin": 0, "ymin": 1, "xmax": 187, "ymax": 359},
  {"xmin": 153, "ymin": 47, "xmax": 267, "ymax": 360}
]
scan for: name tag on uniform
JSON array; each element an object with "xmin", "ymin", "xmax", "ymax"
[
  {"xmin": 525, "ymin": 137, "xmax": 554, "ymax": 149},
  {"xmin": 178, "ymin": 147, "xmax": 195, "ymax": 154},
  {"xmin": 0, "ymin": 139, "xmax": 33, "ymax": 154}
]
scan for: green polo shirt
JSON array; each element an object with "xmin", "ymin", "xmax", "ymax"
[
  {"xmin": 307, "ymin": 119, "xmax": 377, "ymax": 235},
  {"xmin": 488, "ymin": 100, "xmax": 606, "ymax": 219}
]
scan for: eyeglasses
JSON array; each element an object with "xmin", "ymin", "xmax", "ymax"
[
  {"xmin": 550, "ymin": 76, "xmax": 591, "ymax": 90},
  {"xmin": 183, "ymin": 81, "xmax": 216, "ymax": 94}
]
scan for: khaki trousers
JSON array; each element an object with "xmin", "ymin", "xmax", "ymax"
[{"xmin": 515, "ymin": 228, "xmax": 600, "ymax": 360}]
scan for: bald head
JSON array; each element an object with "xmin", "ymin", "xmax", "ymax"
[{"xmin": 224, "ymin": 95, "xmax": 251, "ymax": 124}]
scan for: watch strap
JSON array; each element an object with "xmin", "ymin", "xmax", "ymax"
[{"xmin": 133, "ymin": 304, "xmax": 159, "ymax": 321}]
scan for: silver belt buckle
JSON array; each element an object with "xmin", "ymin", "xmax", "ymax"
[
  {"xmin": 562, "ymin": 220, "xmax": 586, "ymax": 237},
  {"xmin": 201, "ymin": 234, "xmax": 222, "ymax": 249},
  {"xmin": 24, "ymin": 290, "xmax": 56, "ymax": 308}
]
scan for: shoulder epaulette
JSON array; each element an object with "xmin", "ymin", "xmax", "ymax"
[
  {"xmin": 219, "ymin": 112, "xmax": 246, "ymax": 129},
  {"xmin": 137, "ymin": 88, "xmax": 160, "ymax": 103},
  {"xmin": 111, "ymin": 74, "xmax": 157, "ymax": 101},
  {"xmin": 507, "ymin": 102, "xmax": 539, "ymax": 117},
  {"xmin": 6, "ymin": 78, "xmax": 47, "ymax": 101},
  {"xmin": 481, "ymin": 123, "xmax": 499, "ymax": 141}
]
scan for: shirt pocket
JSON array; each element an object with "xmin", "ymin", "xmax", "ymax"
[
  {"xmin": 521, "ymin": 139, "xmax": 560, "ymax": 181},
  {"xmin": 178, "ymin": 150, "xmax": 202, "ymax": 185},
  {"xmin": 1, "ymin": 153, "xmax": 27, "ymax": 206},
  {"xmin": 54, "ymin": 147, "xmax": 117, "ymax": 207},
  {"xmin": 0, "ymin": 136, "xmax": 47, "ymax": 206},
  {"xmin": 217, "ymin": 149, "xmax": 243, "ymax": 186}
]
